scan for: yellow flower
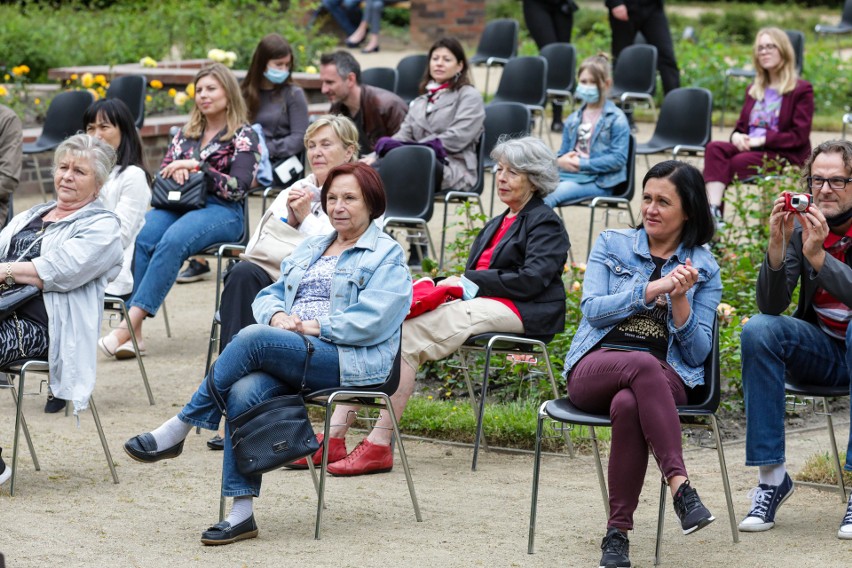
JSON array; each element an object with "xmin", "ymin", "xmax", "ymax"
[
  {"xmin": 168, "ymin": 88, "xmax": 177, "ymax": 97},
  {"xmin": 224, "ymin": 51, "xmax": 237, "ymax": 67},
  {"xmin": 571, "ymin": 281, "xmax": 582, "ymax": 292},
  {"xmin": 96, "ymin": 86, "xmax": 106, "ymax": 98},
  {"xmin": 426, "ymin": 395, "xmax": 433, "ymax": 400},
  {"xmin": 149, "ymin": 79, "xmax": 163, "ymax": 89},
  {"xmin": 305, "ymin": 65, "xmax": 317, "ymax": 74},
  {"xmin": 70, "ymin": 73, "xmax": 78, "ymax": 81},
  {"xmin": 3, "ymin": 74, "xmax": 9, "ymax": 81},
  {"xmin": 0, "ymin": 86, "xmax": 7, "ymax": 97},
  {"xmin": 19, "ymin": 65, "xmax": 29, "ymax": 74},
  {"xmin": 185, "ymin": 83, "xmax": 195, "ymax": 98},
  {"xmin": 576, "ymin": 262, "xmax": 587, "ymax": 273},
  {"xmin": 87, "ymin": 87, "xmax": 100, "ymax": 101},
  {"xmin": 298, "ymin": 45, "xmax": 305, "ymax": 53},
  {"xmin": 94, "ymin": 74, "xmax": 107, "ymax": 86},
  {"xmin": 139, "ymin": 56, "xmax": 158, "ymax": 68},
  {"xmin": 34, "ymin": 98, "xmax": 41, "ymax": 105},
  {"xmin": 173, "ymin": 92, "xmax": 189, "ymax": 106},
  {"xmin": 81, "ymin": 72, "xmax": 94, "ymax": 88},
  {"xmin": 207, "ymin": 48, "xmax": 225, "ymax": 62},
  {"xmin": 145, "ymin": 94, "xmax": 152, "ymax": 102}
]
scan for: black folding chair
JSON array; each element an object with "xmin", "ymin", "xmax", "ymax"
[
  {"xmin": 636, "ymin": 87, "xmax": 713, "ymax": 168},
  {"xmin": 106, "ymin": 75, "xmax": 146, "ymax": 129},
  {"xmin": 22, "ymin": 90, "xmax": 94, "ymax": 200},
  {"xmin": 395, "ymin": 53, "xmax": 428, "ymax": 104},
  {"xmin": 815, "ymin": 0, "xmax": 852, "ymax": 56},
  {"xmin": 490, "ymin": 56, "xmax": 548, "ymax": 139},
  {"xmin": 528, "ymin": 318, "xmax": 738, "ymax": 564},
  {"xmin": 540, "ymin": 42, "xmax": 577, "ymax": 140},
  {"xmin": 484, "ymin": 102, "xmax": 532, "ymax": 217},
  {"xmin": 469, "ymin": 18, "xmax": 519, "ymax": 96},
  {"xmin": 609, "ymin": 44, "xmax": 658, "ymax": 122},
  {"xmin": 361, "ymin": 67, "xmax": 398, "ymax": 93}
]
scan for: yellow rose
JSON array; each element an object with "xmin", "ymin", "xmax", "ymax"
[
  {"xmin": 207, "ymin": 48, "xmax": 225, "ymax": 62},
  {"xmin": 139, "ymin": 56, "xmax": 158, "ymax": 68},
  {"xmin": 3, "ymin": 74, "xmax": 9, "ymax": 81},
  {"xmin": 149, "ymin": 79, "xmax": 163, "ymax": 89},
  {"xmin": 168, "ymin": 88, "xmax": 177, "ymax": 97},
  {"xmin": 70, "ymin": 73, "xmax": 78, "ymax": 81},
  {"xmin": 571, "ymin": 281, "xmax": 582, "ymax": 292},
  {"xmin": 97, "ymin": 87, "xmax": 106, "ymax": 98},
  {"xmin": 81, "ymin": 72, "xmax": 94, "ymax": 88},
  {"xmin": 185, "ymin": 83, "xmax": 195, "ymax": 98},
  {"xmin": 173, "ymin": 92, "xmax": 189, "ymax": 106},
  {"xmin": 87, "ymin": 87, "xmax": 100, "ymax": 101},
  {"xmin": 145, "ymin": 95, "xmax": 152, "ymax": 102},
  {"xmin": 34, "ymin": 98, "xmax": 41, "ymax": 105},
  {"xmin": 224, "ymin": 51, "xmax": 237, "ymax": 67},
  {"xmin": 20, "ymin": 65, "xmax": 30, "ymax": 74},
  {"xmin": 305, "ymin": 65, "xmax": 317, "ymax": 74},
  {"xmin": 0, "ymin": 86, "xmax": 7, "ymax": 97},
  {"xmin": 95, "ymin": 74, "xmax": 107, "ymax": 86}
]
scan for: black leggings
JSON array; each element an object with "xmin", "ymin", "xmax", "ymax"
[
  {"xmin": 218, "ymin": 261, "xmax": 274, "ymax": 353},
  {"xmin": 0, "ymin": 316, "xmax": 49, "ymax": 368}
]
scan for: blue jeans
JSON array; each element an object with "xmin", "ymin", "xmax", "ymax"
[
  {"xmin": 543, "ymin": 180, "xmax": 609, "ymax": 207},
  {"xmin": 322, "ymin": 0, "xmax": 362, "ymax": 35},
  {"xmin": 129, "ymin": 195, "xmax": 243, "ymax": 315},
  {"xmin": 741, "ymin": 314, "xmax": 852, "ymax": 470},
  {"xmin": 178, "ymin": 324, "xmax": 342, "ymax": 496}
]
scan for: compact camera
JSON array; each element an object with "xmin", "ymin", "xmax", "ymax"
[{"xmin": 783, "ymin": 192, "xmax": 813, "ymax": 212}]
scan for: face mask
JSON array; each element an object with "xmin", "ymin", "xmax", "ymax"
[
  {"xmin": 264, "ymin": 68, "xmax": 290, "ymax": 84},
  {"xmin": 575, "ymin": 84, "xmax": 600, "ymax": 104}
]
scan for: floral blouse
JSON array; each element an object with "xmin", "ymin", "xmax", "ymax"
[{"xmin": 160, "ymin": 124, "xmax": 260, "ymax": 201}]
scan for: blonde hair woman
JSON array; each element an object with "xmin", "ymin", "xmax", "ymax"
[
  {"xmin": 98, "ymin": 62, "xmax": 261, "ymax": 359},
  {"xmin": 704, "ymin": 27, "xmax": 814, "ymax": 225}
]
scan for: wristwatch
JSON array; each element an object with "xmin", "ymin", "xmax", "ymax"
[{"xmin": 5, "ymin": 262, "xmax": 15, "ymax": 287}]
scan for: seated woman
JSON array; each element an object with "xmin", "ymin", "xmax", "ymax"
[
  {"xmin": 295, "ymin": 136, "xmax": 570, "ymax": 475},
  {"xmin": 344, "ymin": 0, "xmax": 387, "ymax": 53},
  {"xmin": 124, "ymin": 163, "xmax": 412, "ymax": 545},
  {"xmin": 98, "ymin": 63, "xmax": 260, "ymax": 358},
  {"xmin": 363, "ymin": 36, "xmax": 485, "ymax": 194},
  {"xmin": 543, "ymin": 53, "xmax": 630, "ymax": 208},
  {"xmin": 563, "ymin": 161, "xmax": 720, "ymax": 568},
  {"xmin": 0, "ymin": 134, "xmax": 123, "ymax": 413},
  {"xmin": 178, "ymin": 34, "xmax": 309, "ymax": 283},
  {"xmin": 83, "ymin": 99, "xmax": 151, "ymax": 315},
  {"xmin": 705, "ymin": 27, "xmax": 813, "ymax": 224}
]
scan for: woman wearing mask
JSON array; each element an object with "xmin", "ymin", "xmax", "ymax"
[{"xmin": 543, "ymin": 53, "xmax": 630, "ymax": 208}]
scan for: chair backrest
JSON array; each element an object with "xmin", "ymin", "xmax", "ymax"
[
  {"xmin": 472, "ymin": 18, "xmax": 519, "ymax": 63},
  {"xmin": 483, "ymin": 101, "xmax": 531, "ymax": 168},
  {"xmin": 491, "ymin": 56, "xmax": 548, "ymax": 107},
  {"xmin": 380, "ymin": 145, "xmax": 436, "ymax": 221},
  {"xmin": 843, "ymin": 0, "xmax": 852, "ymax": 26},
  {"xmin": 611, "ymin": 133, "xmax": 636, "ymax": 201},
  {"xmin": 610, "ymin": 44, "xmax": 658, "ymax": 98},
  {"xmin": 395, "ymin": 53, "xmax": 428, "ymax": 104},
  {"xmin": 361, "ymin": 67, "xmax": 398, "ymax": 93},
  {"xmin": 782, "ymin": 30, "xmax": 805, "ymax": 76},
  {"xmin": 36, "ymin": 90, "xmax": 95, "ymax": 147},
  {"xmin": 106, "ymin": 75, "xmax": 146, "ymax": 128},
  {"xmin": 683, "ymin": 317, "xmax": 721, "ymax": 411},
  {"xmin": 540, "ymin": 43, "xmax": 577, "ymax": 94},
  {"xmin": 465, "ymin": 131, "xmax": 487, "ymax": 196},
  {"xmin": 650, "ymin": 87, "xmax": 713, "ymax": 147}
]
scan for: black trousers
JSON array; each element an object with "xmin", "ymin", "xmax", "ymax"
[
  {"xmin": 218, "ymin": 261, "xmax": 273, "ymax": 354},
  {"xmin": 522, "ymin": 0, "xmax": 574, "ymax": 49},
  {"xmin": 609, "ymin": 2, "xmax": 680, "ymax": 94}
]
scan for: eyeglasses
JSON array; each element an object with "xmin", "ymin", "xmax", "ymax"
[
  {"xmin": 756, "ymin": 44, "xmax": 778, "ymax": 53},
  {"xmin": 807, "ymin": 176, "xmax": 852, "ymax": 190}
]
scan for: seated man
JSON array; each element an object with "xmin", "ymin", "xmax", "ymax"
[
  {"xmin": 739, "ymin": 139, "xmax": 852, "ymax": 539},
  {"xmin": 319, "ymin": 50, "xmax": 408, "ymax": 155}
]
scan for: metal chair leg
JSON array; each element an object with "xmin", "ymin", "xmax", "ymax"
[
  {"xmin": 205, "ymin": 318, "xmax": 220, "ymax": 374},
  {"xmin": 161, "ymin": 301, "xmax": 172, "ymax": 338},
  {"xmin": 710, "ymin": 415, "xmax": 739, "ymax": 543},
  {"xmin": 528, "ymin": 402, "xmax": 547, "ymax": 554},
  {"xmin": 6, "ymin": 384, "xmax": 39, "ymax": 474},
  {"xmin": 314, "ymin": 395, "xmax": 335, "ymax": 539},
  {"xmin": 117, "ymin": 298, "xmax": 154, "ymax": 405},
  {"xmin": 89, "ymin": 396, "xmax": 119, "ymax": 484},
  {"xmin": 820, "ymin": 397, "xmax": 847, "ymax": 500},
  {"xmin": 471, "ymin": 344, "xmax": 494, "ymax": 471},
  {"xmin": 382, "ymin": 394, "xmax": 422, "ymax": 522},
  {"xmin": 590, "ymin": 426, "xmax": 609, "ymax": 517},
  {"xmin": 10, "ymin": 368, "xmax": 27, "ymax": 496},
  {"xmin": 654, "ymin": 480, "xmax": 667, "ymax": 566}
]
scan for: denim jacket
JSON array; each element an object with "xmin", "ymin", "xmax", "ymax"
[
  {"xmin": 562, "ymin": 228, "xmax": 721, "ymax": 388},
  {"xmin": 252, "ymin": 222, "xmax": 412, "ymax": 386},
  {"xmin": 557, "ymin": 99, "xmax": 629, "ymax": 189}
]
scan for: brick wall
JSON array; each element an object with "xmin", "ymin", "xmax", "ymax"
[{"xmin": 410, "ymin": 0, "xmax": 486, "ymax": 49}]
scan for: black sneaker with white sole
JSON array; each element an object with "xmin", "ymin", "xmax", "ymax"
[
  {"xmin": 738, "ymin": 472, "xmax": 794, "ymax": 532},
  {"xmin": 176, "ymin": 258, "xmax": 210, "ymax": 283},
  {"xmin": 673, "ymin": 479, "xmax": 715, "ymax": 534},
  {"xmin": 0, "ymin": 447, "xmax": 11, "ymax": 486},
  {"xmin": 838, "ymin": 491, "xmax": 852, "ymax": 540},
  {"xmin": 599, "ymin": 527, "xmax": 631, "ymax": 568}
]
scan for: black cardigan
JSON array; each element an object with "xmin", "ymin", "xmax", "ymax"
[{"xmin": 464, "ymin": 195, "xmax": 570, "ymax": 339}]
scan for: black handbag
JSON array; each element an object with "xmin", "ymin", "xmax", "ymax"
[
  {"xmin": 206, "ymin": 332, "xmax": 320, "ymax": 476},
  {"xmin": 152, "ymin": 171, "xmax": 207, "ymax": 212},
  {"xmin": 0, "ymin": 284, "xmax": 41, "ymax": 322}
]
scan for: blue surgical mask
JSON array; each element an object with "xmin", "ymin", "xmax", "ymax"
[
  {"xmin": 264, "ymin": 67, "xmax": 290, "ymax": 84},
  {"xmin": 575, "ymin": 84, "xmax": 600, "ymax": 104}
]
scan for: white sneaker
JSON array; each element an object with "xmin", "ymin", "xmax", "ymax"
[
  {"xmin": 738, "ymin": 473, "xmax": 794, "ymax": 532},
  {"xmin": 0, "ymin": 449, "xmax": 11, "ymax": 486},
  {"xmin": 839, "ymin": 492, "xmax": 852, "ymax": 540}
]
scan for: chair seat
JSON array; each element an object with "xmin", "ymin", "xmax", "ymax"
[
  {"xmin": 636, "ymin": 138, "xmax": 681, "ymax": 154},
  {"xmin": 305, "ymin": 383, "xmax": 390, "ymax": 402},
  {"xmin": 785, "ymin": 381, "xmax": 849, "ymax": 398},
  {"xmin": 816, "ymin": 23, "xmax": 852, "ymax": 33},
  {"xmin": 543, "ymin": 398, "xmax": 612, "ymax": 428},
  {"xmin": 463, "ymin": 333, "xmax": 552, "ymax": 351},
  {"xmin": 1, "ymin": 359, "xmax": 49, "ymax": 374},
  {"xmin": 22, "ymin": 140, "xmax": 61, "ymax": 154}
]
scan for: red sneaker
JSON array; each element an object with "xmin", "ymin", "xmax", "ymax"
[
  {"xmin": 284, "ymin": 433, "xmax": 347, "ymax": 469},
  {"xmin": 326, "ymin": 438, "xmax": 393, "ymax": 476}
]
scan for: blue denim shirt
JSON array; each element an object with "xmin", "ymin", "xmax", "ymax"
[
  {"xmin": 558, "ymin": 99, "xmax": 630, "ymax": 189},
  {"xmin": 252, "ymin": 223, "xmax": 413, "ymax": 386},
  {"xmin": 562, "ymin": 228, "xmax": 722, "ymax": 388}
]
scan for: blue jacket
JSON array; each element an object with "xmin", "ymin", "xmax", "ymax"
[
  {"xmin": 557, "ymin": 99, "xmax": 629, "ymax": 190},
  {"xmin": 562, "ymin": 228, "xmax": 721, "ymax": 388},
  {"xmin": 252, "ymin": 223, "xmax": 413, "ymax": 386}
]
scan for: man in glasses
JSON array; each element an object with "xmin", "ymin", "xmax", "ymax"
[{"xmin": 739, "ymin": 139, "xmax": 852, "ymax": 539}]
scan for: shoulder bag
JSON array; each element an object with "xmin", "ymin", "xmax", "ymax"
[
  {"xmin": 0, "ymin": 232, "xmax": 44, "ymax": 322},
  {"xmin": 206, "ymin": 332, "xmax": 320, "ymax": 476},
  {"xmin": 152, "ymin": 142, "xmax": 207, "ymax": 212},
  {"xmin": 240, "ymin": 207, "xmax": 305, "ymax": 281}
]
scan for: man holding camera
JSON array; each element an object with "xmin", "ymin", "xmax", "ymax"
[{"xmin": 739, "ymin": 140, "xmax": 852, "ymax": 539}]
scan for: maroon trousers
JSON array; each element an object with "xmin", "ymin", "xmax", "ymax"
[
  {"xmin": 703, "ymin": 140, "xmax": 785, "ymax": 186},
  {"xmin": 567, "ymin": 349, "xmax": 688, "ymax": 531}
]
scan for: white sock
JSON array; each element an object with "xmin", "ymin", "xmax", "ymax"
[
  {"xmin": 226, "ymin": 496, "xmax": 254, "ymax": 526},
  {"xmin": 758, "ymin": 464, "xmax": 787, "ymax": 487},
  {"xmin": 150, "ymin": 416, "xmax": 192, "ymax": 451}
]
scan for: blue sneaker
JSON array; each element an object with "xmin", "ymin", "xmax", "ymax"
[{"xmin": 738, "ymin": 472, "xmax": 794, "ymax": 532}]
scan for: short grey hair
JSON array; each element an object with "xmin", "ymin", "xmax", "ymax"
[
  {"xmin": 490, "ymin": 136, "xmax": 559, "ymax": 197},
  {"xmin": 53, "ymin": 134, "xmax": 116, "ymax": 189}
]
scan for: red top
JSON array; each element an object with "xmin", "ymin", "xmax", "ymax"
[
  {"xmin": 812, "ymin": 225, "xmax": 852, "ymax": 339},
  {"xmin": 475, "ymin": 215, "xmax": 522, "ymax": 320}
]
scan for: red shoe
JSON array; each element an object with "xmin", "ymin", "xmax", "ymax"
[
  {"xmin": 284, "ymin": 433, "xmax": 347, "ymax": 469},
  {"xmin": 326, "ymin": 438, "xmax": 393, "ymax": 476}
]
